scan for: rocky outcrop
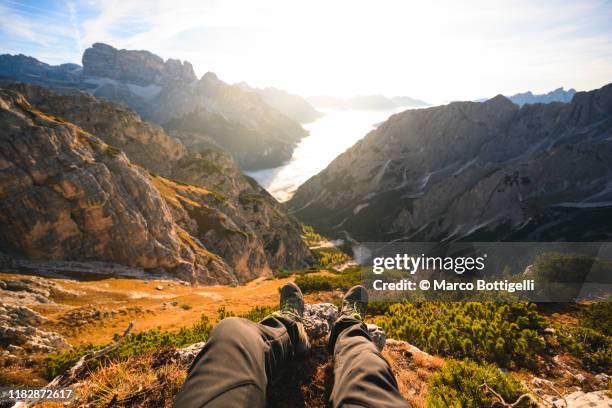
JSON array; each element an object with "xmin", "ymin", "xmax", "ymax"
[
  {"xmin": 0, "ymin": 44, "xmax": 308, "ymax": 170},
  {"xmin": 0, "ymin": 304, "xmax": 69, "ymax": 353},
  {"xmin": 0, "ymin": 85, "xmax": 310, "ymax": 283},
  {"xmin": 0, "ymin": 275, "xmax": 79, "ymax": 305},
  {"xmin": 4, "ymin": 82, "xmax": 185, "ymax": 176},
  {"xmin": 236, "ymin": 82, "xmax": 323, "ymax": 123},
  {"xmin": 290, "ymin": 83, "xmax": 612, "ymax": 242}
]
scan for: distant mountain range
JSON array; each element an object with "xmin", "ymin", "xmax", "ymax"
[
  {"xmin": 289, "ymin": 84, "xmax": 612, "ymax": 242},
  {"xmin": 307, "ymin": 94, "xmax": 430, "ymax": 110},
  {"xmin": 0, "ymin": 44, "xmax": 310, "ymax": 170},
  {"xmin": 474, "ymin": 87, "xmax": 577, "ymax": 106},
  {"xmin": 236, "ymin": 82, "xmax": 323, "ymax": 123}
]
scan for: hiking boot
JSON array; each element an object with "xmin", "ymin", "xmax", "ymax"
[
  {"xmin": 274, "ymin": 282, "xmax": 310, "ymax": 358},
  {"xmin": 340, "ymin": 285, "xmax": 368, "ymax": 320},
  {"xmin": 279, "ymin": 282, "xmax": 305, "ymax": 318}
]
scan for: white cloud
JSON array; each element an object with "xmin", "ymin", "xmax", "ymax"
[{"xmin": 3, "ymin": 0, "xmax": 612, "ymax": 102}]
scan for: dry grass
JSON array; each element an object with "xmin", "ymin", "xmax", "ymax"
[
  {"xmin": 0, "ymin": 272, "xmax": 328, "ymax": 347},
  {"xmin": 149, "ymin": 175, "xmax": 212, "ymax": 209},
  {"xmin": 77, "ymin": 354, "xmax": 185, "ymax": 407},
  {"xmin": 27, "ymin": 339, "xmax": 429, "ymax": 407},
  {"xmin": 383, "ymin": 343, "xmax": 445, "ymax": 408}
]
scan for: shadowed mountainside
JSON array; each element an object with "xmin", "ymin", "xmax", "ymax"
[{"xmin": 289, "ymin": 83, "xmax": 612, "ymax": 242}]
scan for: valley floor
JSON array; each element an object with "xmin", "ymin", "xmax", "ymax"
[{"xmin": 0, "ymin": 272, "xmax": 336, "ymax": 347}]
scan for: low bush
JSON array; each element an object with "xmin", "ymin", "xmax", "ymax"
[
  {"xmin": 427, "ymin": 359, "xmax": 530, "ymax": 407},
  {"xmin": 555, "ymin": 302, "xmax": 611, "ymax": 372},
  {"xmin": 312, "ymin": 247, "xmax": 351, "ymax": 270},
  {"xmin": 295, "ymin": 267, "xmax": 362, "ymax": 294},
  {"xmin": 216, "ymin": 305, "xmax": 278, "ymax": 323},
  {"xmin": 44, "ymin": 315, "xmax": 213, "ymax": 380},
  {"xmin": 377, "ymin": 302, "xmax": 546, "ymax": 368}
]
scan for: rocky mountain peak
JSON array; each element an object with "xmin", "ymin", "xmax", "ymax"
[{"xmin": 82, "ymin": 43, "xmax": 197, "ymax": 86}]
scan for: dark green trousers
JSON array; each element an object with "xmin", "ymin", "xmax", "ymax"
[{"xmin": 173, "ymin": 315, "xmax": 409, "ymax": 408}]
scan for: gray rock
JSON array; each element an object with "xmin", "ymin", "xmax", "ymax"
[
  {"xmin": 303, "ymin": 303, "xmax": 338, "ymax": 339},
  {"xmin": 82, "ymin": 42, "xmax": 196, "ymax": 86},
  {"xmin": 2, "ymin": 43, "xmax": 310, "ymax": 170},
  {"xmin": 547, "ymin": 390, "xmax": 612, "ymax": 408},
  {"xmin": 171, "ymin": 341, "xmax": 206, "ymax": 365},
  {"xmin": 302, "ymin": 304, "xmax": 387, "ymax": 350},
  {"xmin": 0, "ymin": 304, "xmax": 69, "ymax": 353},
  {"xmin": 595, "ymin": 373, "xmax": 609, "ymax": 384}
]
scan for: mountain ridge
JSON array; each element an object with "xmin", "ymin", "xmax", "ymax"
[
  {"xmin": 289, "ymin": 84, "xmax": 612, "ymax": 242},
  {"xmin": 0, "ymin": 44, "xmax": 307, "ymax": 170}
]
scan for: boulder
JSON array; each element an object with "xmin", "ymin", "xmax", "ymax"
[
  {"xmin": 303, "ymin": 303, "xmax": 338, "ymax": 339},
  {"xmin": 0, "ymin": 304, "xmax": 69, "ymax": 352},
  {"xmin": 546, "ymin": 390, "xmax": 612, "ymax": 408}
]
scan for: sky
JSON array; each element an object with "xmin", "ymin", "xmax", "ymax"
[{"xmin": 1, "ymin": 0, "xmax": 611, "ymax": 104}]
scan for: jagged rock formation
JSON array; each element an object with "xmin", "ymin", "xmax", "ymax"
[
  {"xmin": 507, "ymin": 87, "xmax": 577, "ymax": 106},
  {"xmin": 0, "ymin": 44, "xmax": 308, "ymax": 170},
  {"xmin": 82, "ymin": 42, "xmax": 197, "ymax": 85},
  {"xmin": 0, "ymin": 86, "xmax": 310, "ymax": 283},
  {"xmin": 236, "ymin": 82, "xmax": 323, "ymax": 123},
  {"xmin": 290, "ymin": 83, "xmax": 612, "ymax": 242}
]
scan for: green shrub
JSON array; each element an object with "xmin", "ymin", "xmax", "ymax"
[
  {"xmin": 240, "ymin": 305, "xmax": 278, "ymax": 322},
  {"xmin": 301, "ymin": 224, "xmax": 324, "ymax": 246},
  {"xmin": 180, "ymin": 304, "xmax": 192, "ymax": 310},
  {"xmin": 551, "ymin": 302, "xmax": 612, "ymax": 371},
  {"xmin": 427, "ymin": 359, "xmax": 530, "ymax": 407},
  {"xmin": 104, "ymin": 145, "xmax": 122, "ymax": 158},
  {"xmin": 44, "ymin": 315, "xmax": 213, "ymax": 380},
  {"xmin": 583, "ymin": 301, "xmax": 612, "ymax": 336},
  {"xmin": 44, "ymin": 343, "xmax": 104, "ymax": 380},
  {"xmin": 295, "ymin": 267, "xmax": 362, "ymax": 294},
  {"xmin": 377, "ymin": 302, "xmax": 546, "ymax": 368},
  {"xmin": 217, "ymin": 305, "xmax": 278, "ymax": 323},
  {"xmin": 312, "ymin": 247, "xmax": 351, "ymax": 270}
]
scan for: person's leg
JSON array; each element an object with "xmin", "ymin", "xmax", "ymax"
[
  {"xmin": 328, "ymin": 286, "xmax": 410, "ymax": 408},
  {"xmin": 173, "ymin": 283, "xmax": 309, "ymax": 408}
]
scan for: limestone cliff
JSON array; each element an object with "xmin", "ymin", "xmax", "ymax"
[
  {"xmin": 289, "ymin": 84, "xmax": 612, "ymax": 242},
  {"xmin": 0, "ymin": 84, "xmax": 311, "ymax": 283}
]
